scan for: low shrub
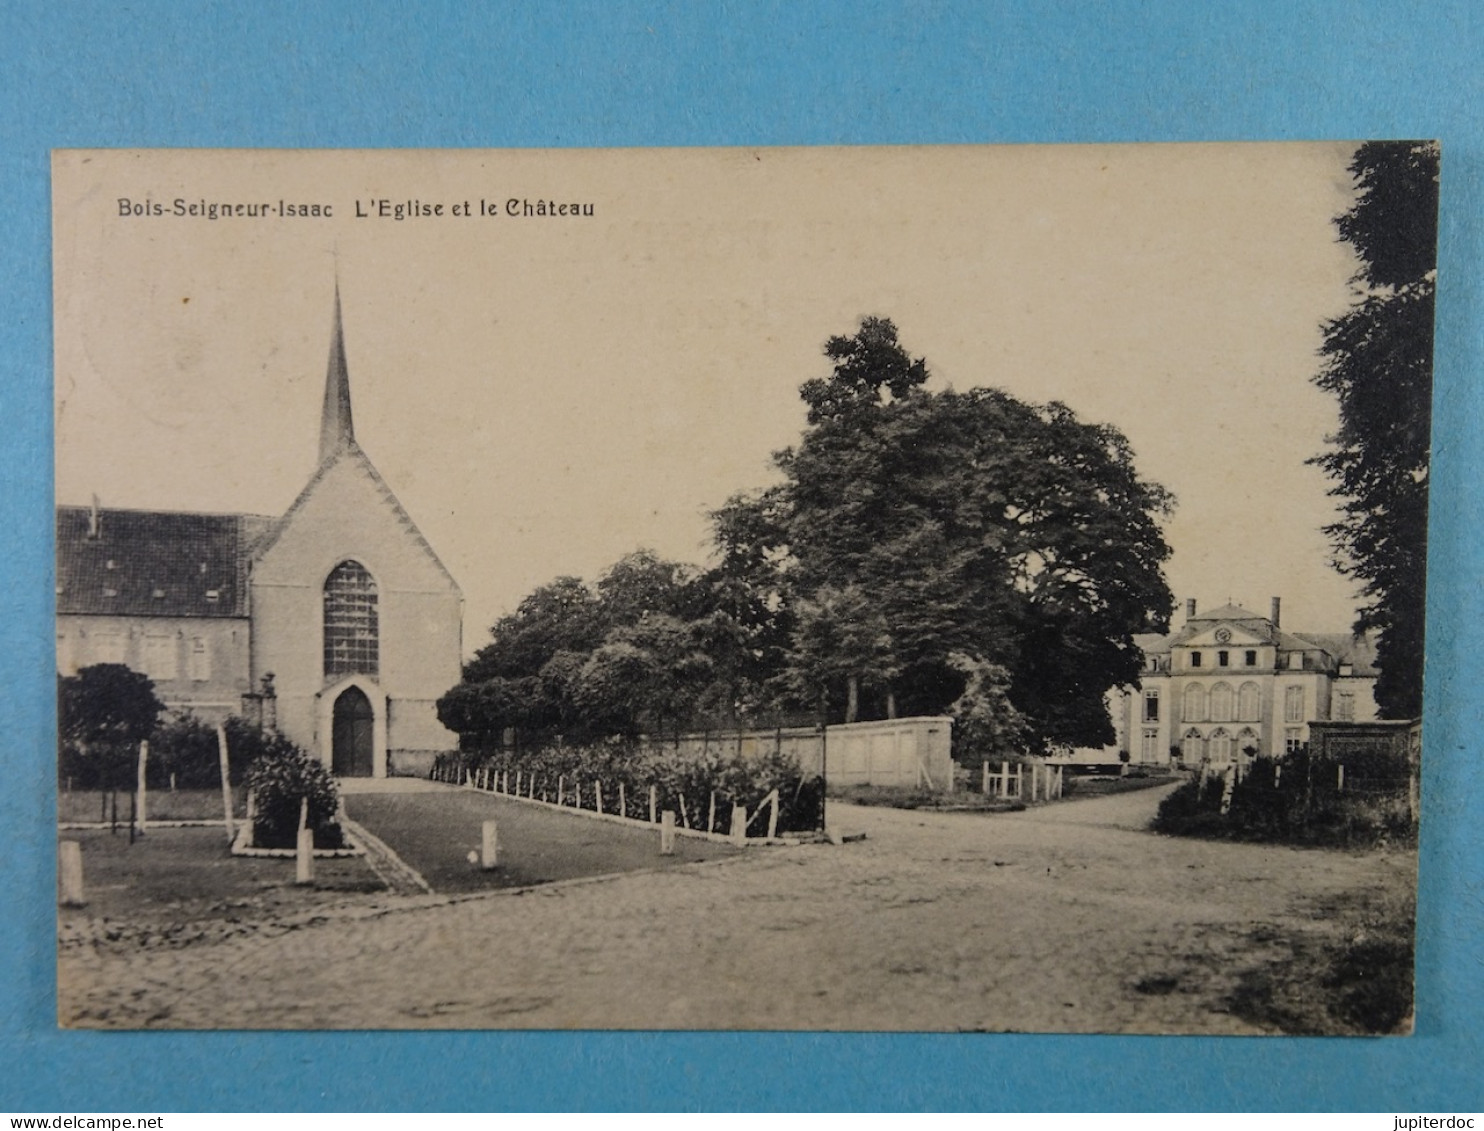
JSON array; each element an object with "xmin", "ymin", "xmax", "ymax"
[
  {"xmin": 1153, "ymin": 753, "xmax": 1414, "ymax": 847},
  {"xmin": 435, "ymin": 737, "xmax": 823, "ymax": 835},
  {"xmin": 243, "ymin": 732, "xmax": 345, "ymax": 850}
]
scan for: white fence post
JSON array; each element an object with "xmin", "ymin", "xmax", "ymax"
[
  {"xmin": 660, "ymin": 810, "xmax": 676, "ymax": 855},
  {"xmin": 136, "ymin": 740, "xmax": 149, "ymax": 832},
  {"xmin": 215, "ymin": 725, "xmax": 235, "ymax": 843},
  {"xmin": 59, "ymin": 841, "xmax": 86, "ymax": 907},
  {"xmin": 649, "ymin": 785, "xmax": 658, "ymax": 824},
  {"xmin": 619, "ymin": 782, "xmax": 627, "ymax": 819},
  {"xmin": 707, "ymin": 791, "xmax": 717, "ymax": 834},
  {"xmin": 481, "ymin": 820, "xmax": 499, "ymax": 869},
  {"xmin": 1337, "ymin": 764, "xmax": 1345, "ymax": 791},
  {"xmin": 731, "ymin": 804, "xmax": 747, "ymax": 846},
  {"xmin": 557, "ymin": 775, "xmax": 565, "ymax": 805}
]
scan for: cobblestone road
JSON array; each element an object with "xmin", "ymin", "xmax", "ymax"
[{"xmin": 58, "ymin": 783, "xmax": 1415, "ymax": 1032}]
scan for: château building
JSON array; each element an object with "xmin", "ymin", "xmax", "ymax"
[
  {"xmin": 55, "ymin": 292, "xmax": 463, "ymax": 778},
  {"xmin": 1076, "ymin": 598, "xmax": 1380, "ymax": 766}
]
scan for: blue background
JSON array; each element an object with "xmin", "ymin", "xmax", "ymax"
[{"xmin": 2, "ymin": 0, "xmax": 1481, "ymax": 1113}]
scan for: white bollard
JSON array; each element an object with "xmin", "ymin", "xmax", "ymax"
[
  {"xmin": 59, "ymin": 840, "xmax": 86, "ymax": 907},
  {"xmin": 295, "ymin": 827, "xmax": 314, "ymax": 884},
  {"xmin": 481, "ymin": 820, "xmax": 499, "ymax": 869},
  {"xmin": 649, "ymin": 785, "xmax": 658, "ymax": 824},
  {"xmin": 660, "ymin": 810, "xmax": 676, "ymax": 855},
  {"xmin": 731, "ymin": 804, "xmax": 747, "ymax": 846}
]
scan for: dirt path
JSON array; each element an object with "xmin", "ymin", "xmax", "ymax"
[{"xmin": 58, "ymin": 783, "xmax": 1414, "ymax": 1032}]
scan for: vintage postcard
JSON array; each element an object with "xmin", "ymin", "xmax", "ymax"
[{"xmin": 54, "ymin": 143, "xmax": 1436, "ymax": 1032}]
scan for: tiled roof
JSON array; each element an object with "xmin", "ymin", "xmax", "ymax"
[
  {"xmin": 1293, "ymin": 632, "xmax": 1380, "ymax": 676},
  {"xmin": 56, "ymin": 506, "xmax": 268, "ymax": 618},
  {"xmin": 1186, "ymin": 603, "xmax": 1268, "ymax": 622}
]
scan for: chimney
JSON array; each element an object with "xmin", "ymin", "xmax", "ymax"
[
  {"xmin": 1270, "ymin": 596, "xmax": 1281, "ymax": 628},
  {"xmin": 87, "ymin": 494, "xmax": 101, "ymax": 539},
  {"xmin": 1185, "ymin": 598, "xmax": 1197, "ymax": 622}
]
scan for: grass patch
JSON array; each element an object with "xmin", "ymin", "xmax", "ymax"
[
  {"xmin": 827, "ymin": 783, "xmax": 1025, "ymax": 812},
  {"xmin": 1227, "ymin": 887, "xmax": 1415, "ymax": 1035},
  {"xmin": 1061, "ymin": 772, "xmax": 1179, "ymax": 800},
  {"xmin": 344, "ymin": 790, "xmax": 741, "ymax": 894},
  {"xmin": 58, "ymin": 787, "xmax": 247, "ymax": 825},
  {"xmin": 57, "ymin": 827, "xmax": 384, "ymax": 937}
]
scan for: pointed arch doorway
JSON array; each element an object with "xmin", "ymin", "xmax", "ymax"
[{"xmin": 332, "ymin": 685, "xmax": 375, "ymax": 777}]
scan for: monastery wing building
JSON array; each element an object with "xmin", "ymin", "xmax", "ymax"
[
  {"xmin": 1080, "ymin": 598, "xmax": 1380, "ymax": 767},
  {"xmin": 56, "ymin": 292, "xmax": 464, "ymax": 778}
]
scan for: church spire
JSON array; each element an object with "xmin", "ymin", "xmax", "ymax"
[{"xmin": 318, "ymin": 284, "xmax": 356, "ymax": 464}]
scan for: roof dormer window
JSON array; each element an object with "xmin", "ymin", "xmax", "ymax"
[{"xmin": 205, "ymin": 589, "xmax": 220, "ymax": 602}]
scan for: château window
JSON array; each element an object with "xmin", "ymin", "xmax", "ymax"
[
  {"xmin": 1284, "ymin": 685, "xmax": 1305, "ymax": 724},
  {"xmin": 1210, "ymin": 682, "xmax": 1234, "ymax": 723},
  {"xmin": 1183, "ymin": 683, "xmax": 1207, "ymax": 722},
  {"xmin": 1245, "ymin": 650, "xmax": 1258, "ymax": 667},
  {"xmin": 324, "ymin": 560, "xmax": 379, "ymax": 678},
  {"xmin": 1237, "ymin": 681, "xmax": 1261, "ymax": 722},
  {"xmin": 1336, "ymin": 691, "xmax": 1355, "ymax": 722},
  {"xmin": 1189, "ymin": 651, "xmax": 1202, "ymax": 669},
  {"xmin": 1218, "ymin": 650, "xmax": 1230, "ymax": 667},
  {"xmin": 1143, "ymin": 690, "xmax": 1160, "ymax": 722}
]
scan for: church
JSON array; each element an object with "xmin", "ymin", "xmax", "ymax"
[{"xmin": 55, "ymin": 292, "xmax": 464, "ymax": 778}]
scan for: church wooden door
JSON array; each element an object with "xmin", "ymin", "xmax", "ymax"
[{"xmin": 332, "ymin": 686, "xmax": 374, "ymax": 777}]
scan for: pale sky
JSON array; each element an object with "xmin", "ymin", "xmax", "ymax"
[{"xmin": 53, "ymin": 144, "xmax": 1371, "ymax": 653}]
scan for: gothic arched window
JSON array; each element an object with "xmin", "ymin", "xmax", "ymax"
[
  {"xmin": 324, "ymin": 560, "xmax": 378, "ymax": 678},
  {"xmin": 1209, "ymin": 728, "xmax": 1233, "ymax": 763}
]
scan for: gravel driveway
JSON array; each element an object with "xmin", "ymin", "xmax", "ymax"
[{"xmin": 58, "ymin": 782, "xmax": 1415, "ymax": 1032}]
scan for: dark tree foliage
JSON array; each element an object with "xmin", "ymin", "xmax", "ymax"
[
  {"xmin": 1313, "ymin": 141, "xmax": 1439, "ymax": 718},
  {"xmin": 717, "ymin": 318, "xmax": 1175, "ymax": 751},
  {"xmin": 439, "ymin": 549, "xmax": 734, "ymax": 743},
  {"xmin": 58, "ymin": 664, "xmax": 165, "ymax": 789}
]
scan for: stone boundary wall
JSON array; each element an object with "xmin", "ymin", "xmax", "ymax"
[{"xmin": 645, "ymin": 716, "xmax": 955, "ymax": 793}]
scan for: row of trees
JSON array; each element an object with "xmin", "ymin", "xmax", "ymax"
[
  {"xmin": 440, "ymin": 317, "xmax": 1177, "ymax": 756},
  {"xmin": 1313, "ymin": 140, "xmax": 1438, "ymax": 720}
]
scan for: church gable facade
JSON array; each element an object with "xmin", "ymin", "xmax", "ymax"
[{"xmin": 56, "ymin": 293, "xmax": 463, "ymax": 778}]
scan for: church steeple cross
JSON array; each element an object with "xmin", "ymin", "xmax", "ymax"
[{"xmin": 318, "ymin": 284, "xmax": 356, "ymax": 465}]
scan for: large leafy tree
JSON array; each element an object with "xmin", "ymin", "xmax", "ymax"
[
  {"xmin": 1312, "ymin": 141, "xmax": 1439, "ymax": 719},
  {"xmin": 439, "ymin": 549, "xmax": 725, "ymax": 743},
  {"xmin": 717, "ymin": 318, "xmax": 1175, "ymax": 751},
  {"xmin": 58, "ymin": 663, "xmax": 164, "ymax": 790}
]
